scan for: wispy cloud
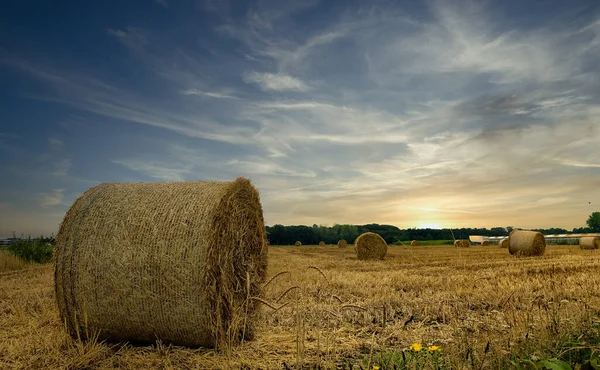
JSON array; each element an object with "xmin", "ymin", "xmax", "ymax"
[
  {"xmin": 243, "ymin": 72, "xmax": 310, "ymax": 91},
  {"xmin": 180, "ymin": 89, "xmax": 238, "ymax": 99},
  {"xmin": 39, "ymin": 189, "xmax": 66, "ymax": 207},
  {"xmin": 112, "ymin": 159, "xmax": 191, "ymax": 181}
]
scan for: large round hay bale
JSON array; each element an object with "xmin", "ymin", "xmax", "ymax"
[
  {"xmin": 319, "ymin": 241, "xmax": 326, "ymax": 246},
  {"xmin": 354, "ymin": 232, "xmax": 387, "ymax": 260},
  {"xmin": 508, "ymin": 230, "xmax": 545, "ymax": 256},
  {"xmin": 454, "ymin": 240, "xmax": 461, "ymax": 247},
  {"xmin": 337, "ymin": 239, "xmax": 348, "ymax": 248},
  {"xmin": 54, "ymin": 178, "xmax": 268, "ymax": 348},
  {"xmin": 481, "ymin": 240, "xmax": 489, "ymax": 246},
  {"xmin": 295, "ymin": 241, "xmax": 302, "ymax": 246},
  {"xmin": 461, "ymin": 240, "xmax": 471, "ymax": 248},
  {"xmin": 580, "ymin": 236, "xmax": 600, "ymax": 250},
  {"xmin": 499, "ymin": 238, "xmax": 509, "ymax": 248},
  {"xmin": 411, "ymin": 240, "xmax": 420, "ymax": 246}
]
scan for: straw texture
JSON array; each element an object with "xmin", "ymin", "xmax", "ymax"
[
  {"xmin": 481, "ymin": 241, "xmax": 490, "ymax": 246},
  {"xmin": 580, "ymin": 236, "xmax": 600, "ymax": 250},
  {"xmin": 499, "ymin": 238, "xmax": 509, "ymax": 248},
  {"xmin": 354, "ymin": 232, "xmax": 387, "ymax": 260},
  {"xmin": 318, "ymin": 241, "xmax": 326, "ymax": 246},
  {"xmin": 54, "ymin": 178, "xmax": 268, "ymax": 348},
  {"xmin": 295, "ymin": 241, "xmax": 302, "ymax": 246},
  {"xmin": 337, "ymin": 239, "xmax": 348, "ymax": 248},
  {"xmin": 411, "ymin": 240, "xmax": 420, "ymax": 246},
  {"xmin": 508, "ymin": 230, "xmax": 545, "ymax": 256}
]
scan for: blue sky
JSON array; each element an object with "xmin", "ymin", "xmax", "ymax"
[{"xmin": 1, "ymin": 0, "xmax": 599, "ymax": 236}]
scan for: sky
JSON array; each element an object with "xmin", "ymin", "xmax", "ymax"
[{"xmin": 1, "ymin": 0, "xmax": 599, "ymax": 237}]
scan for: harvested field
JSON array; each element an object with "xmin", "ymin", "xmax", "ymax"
[
  {"xmin": 2, "ymin": 245, "xmax": 600, "ymax": 369},
  {"xmin": 0, "ymin": 250, "xmax": 33, "ymax": 273}
]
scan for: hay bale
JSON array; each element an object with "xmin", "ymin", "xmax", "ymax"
[
  {"xmin": 481, "ymin": 240, "xmax": 489, "ymax": 246},
  {"xmin": 295, "ymin": 241, "xmax": 302, "ymax": 246},
  {"xmin": 580, "ymin": 236, "xmax": 600, "ymax": 250},
  {"xmin": 337, "ymin": 239, "xmax": 348, "ymax": 248},
  {"xmin": 319, "ymin": 241, "xmax": 325, "ymax": 246},
  {"xmin": 354, "ymin": 232, "xmax": 387, "ymax": 260},
  {"xmin": 499, "ymin": 238, "xmax": 509, "ymax": 248},
  {"xmin": 508, "ymin": 230, "xmax": 545, "ymax": 256},
  {"xmin": 454, "ymin": 239, "xmax": 470, "ymax": 248},
  {"xmin": 411, "ymin": 240, "xmax": 420, "ymax": 246},
  {"xmin": 54, "ymin": 178, "xmax": 268, "ymax": 348}
]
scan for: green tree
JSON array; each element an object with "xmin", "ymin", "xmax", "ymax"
[{"xmin": 587, "ymin": 212, "xmax": 600, "ymax": 232}]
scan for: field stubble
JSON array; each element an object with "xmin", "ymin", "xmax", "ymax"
[{"xmin": 1, "ymin": 245, "xmax": 600, "ymax": 369}]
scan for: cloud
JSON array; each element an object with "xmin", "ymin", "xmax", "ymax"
[
  {"xmin": 243, "ymin": 72, "xmax": 310, "ymax": 91},
  {"xmin": 39, "ymin": 189, "xmax": 66, "ymax": 207},
  {"xmin": 180, "ymin": 89, "xmax": 238, "ymax": 99},
  {"xmin": 112, "ymin": 158, "xmax": 192, "ymax": 181}
]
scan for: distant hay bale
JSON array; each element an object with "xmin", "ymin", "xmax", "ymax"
[
  {"xmin": 295, "ymin": 241, "xmax": 302, "ymax": 246},
  {"xmin": 481, "ymin": 240, "xmax": 489, "ymax": 246},
  {"xmin": 54, "ymin": 177, "xmax": 268, "ymax": 348},
  {"xmin": 461, "ymin": 240, "xmax": 471, "ymax": 248},
  {"xmin": 354, "ymin": 232, "xmax": 387, "ymax": 260},
  {"xmin": 508, "ymin": 230, "xmax": 546, "ymax": 256},
  {"xmin": 411, "ymin": 240, "xmax": 420, "ymax": 246},
  {"xmin": 319, "ymin": 241, "xmax": 325, "ymax": 246},
  {"xmin": 337, "ymin": 239, "xmax": 348, "ymax": 248},
  {"xmin": 454, "ymin": 240, "xmax": 460, "ymax": 247},
  {"xmin": 499, "ymin": 238, "xmax": 509, "ymax": 248},
  {"xmin": 580, "ymin": 236, "xmax": 600, "ymax": 250}
]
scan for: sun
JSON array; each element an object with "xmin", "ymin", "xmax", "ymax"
[{"xmin": 418, "ymin": 222, "xmax": 442, "ymax": 229}]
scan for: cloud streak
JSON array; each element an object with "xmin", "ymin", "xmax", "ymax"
[{"xmin": 243, "ymin": 72, "xmax": 310, "ymax": 91}]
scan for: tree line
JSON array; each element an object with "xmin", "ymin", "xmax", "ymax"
[{"xmin": 266, "ymin": 218, "xmax": 599, "ymax": 246}]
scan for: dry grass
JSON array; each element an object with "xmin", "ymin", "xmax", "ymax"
[
  {"xmin": 0, "ymin": 250, "xmax": 33, "ymax": 273},
  {"xmin": 2, "ymin": 245, "xmax": 600, "ymax": 369}
]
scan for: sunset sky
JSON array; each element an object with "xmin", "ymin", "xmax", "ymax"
[{"xmin": 1, "ymin": 0, "xmax": 599, "ymax": 236}]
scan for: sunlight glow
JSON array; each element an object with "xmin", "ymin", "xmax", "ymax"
[{"xmin": 417, "ymin": 223, "xmax": 442, "ymax": 229}]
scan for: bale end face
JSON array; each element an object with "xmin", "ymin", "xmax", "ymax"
[
  {"xmin": 295, "ymin": 241, "xmax": 302, "ymax": 246},
  {"xmin": 354, "ymin": 232, "xmax": 387, "ymax": 260},
  {"xmin": 499, "ymin": 238, "xmax": 509, "ymax": 248},
  {"xmin": 508, "ymin": 230, "xmax": 545, "ymax": 256},
  {"xmin": 337, "ymin": 239, "xmax": 348, "ymax": 248},
  {"xmin": 481, "ymin": 240, "xmax": 490, "ymax": 246},
  {"xmin": 580, "ymin": 237, "xmax": 600, "ymax": 250},
  {"xmin": 411, "ymin": 240, "xmax": 420, "ymax": 246},
  {"xmin": 318, "ymin": 241, "xmax": 326, "ymax": 246}
]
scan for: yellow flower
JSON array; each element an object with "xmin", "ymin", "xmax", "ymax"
[
  {"xmin": 409, "ymin": 343, "xmax": 423, "ymax": 351},
  {"xmin": 373, "ymin": 366, "xmax": 380, "ymax": 370},
  {"xmin": 428, "ymin": 345, "xmax": 441, "ymax": 352}
]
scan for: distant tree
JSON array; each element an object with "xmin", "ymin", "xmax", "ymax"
[{"xmin": 587, "ymin": 212, "xmax": 600, "ymax": 232}]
